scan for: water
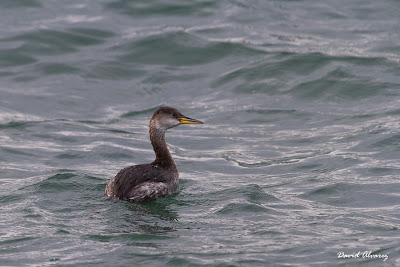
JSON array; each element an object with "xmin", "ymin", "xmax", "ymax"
[{"xmin": 1, "ymin": 0, "xmax": 400, "ymax": 266}]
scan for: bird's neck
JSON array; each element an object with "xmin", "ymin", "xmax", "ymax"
[{"xmin": 149, "ymin": 123, "xmax": 175, "ymax": 169}]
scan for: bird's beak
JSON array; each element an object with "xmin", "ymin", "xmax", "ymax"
[{"xmin": 178, "ymin": 116, "xmax": 204, "ymax": 125}]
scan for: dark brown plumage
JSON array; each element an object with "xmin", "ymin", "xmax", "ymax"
[{"xmin": 105, "ymin": 106, "xmax": 203, "ymax": 202}]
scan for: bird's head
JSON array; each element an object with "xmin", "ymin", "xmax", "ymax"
[{"xmin": 150, "ymin": 106, "xmax": 203, "ymax": 131}]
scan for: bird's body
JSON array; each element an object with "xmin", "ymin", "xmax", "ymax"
[
  {"xmin": 105, "ymin": 163, "xmax": 178, "ymax": 201},
  {"xmin": 105, "ymin": 106, "xmax": 202, "ymax": 202}
]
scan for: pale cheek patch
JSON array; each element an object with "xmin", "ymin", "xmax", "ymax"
[
  {"xmin": 163, "ymin": 118, "xmax": 179, "ymax": 129},
  {"xmin": 154, "ymin": 120, "xmax": 162, "ymax": 130}
]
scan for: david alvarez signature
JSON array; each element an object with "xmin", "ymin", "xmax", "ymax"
[{"xmin": 337, "ymin": 251, "xmax": 388, "ymax": 262}]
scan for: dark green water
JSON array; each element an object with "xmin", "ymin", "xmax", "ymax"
[{"xmin": 1, "ymin": 0, "xmax": 400, "ymax": 266}]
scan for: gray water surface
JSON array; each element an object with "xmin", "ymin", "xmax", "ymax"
[{"xmin": 1, "ymin": 1, "xmax": 400, "ymax": 266}]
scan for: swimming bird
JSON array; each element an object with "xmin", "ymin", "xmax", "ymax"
[{"xmin": 105, "ymin": 106, "xmax": 203, "ymax": 202}]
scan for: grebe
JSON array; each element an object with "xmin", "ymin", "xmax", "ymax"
[{"xmin": 105, "ymin": 106, "xmax": 203, "ymax": 202}]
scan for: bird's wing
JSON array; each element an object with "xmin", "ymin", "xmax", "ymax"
[
  {"xmin": 107, "ymin": 164, "xmax": 164, "ymax": 199},
  {"xmin": 127, "ymin": 182, "xmax": 169, "ymax": 202}
]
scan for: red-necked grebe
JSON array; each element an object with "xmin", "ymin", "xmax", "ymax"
[{"xmin": 105, "ymin": 106, "xmax": 203, "ymax": 202}]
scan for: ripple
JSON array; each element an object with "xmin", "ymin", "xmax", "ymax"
[
  {"xmin": 301, "ymin": 182, "xmax": 400, "ymax": 208},
  {"xmin": 2, "ymin": 28, "xmax": 114, "ymax": 56},
  {"xmin": 106, "ymin": 0, "xmax": 217, "ymax": 17},
  {"xmin": 35, "ymin": 63, "xmax": 80, "ymax": 75},
  {"xmin": 0, "ymin": 121, "xmax": 30, "ymax": 129},
  {"xmin": 120, "ymin": 106, "xmax": 158, "ymax": 118},
  {"xmin": 85, "ymin": 232, "xmax": 173, "ymax": 243},
  {"xmin": 197, "ymin": 184, "xmax": 280, "ymax": 204},
  {"xmin": 55, "ymin": 153, "xmax": 84, "ymax": 160},
  {"xmin": 244, "ymin": 108, "xmax": 310, "ymax": 124},
  {"xmin": 0, "ymin": 49, "xmax": 36, "ymax": 67},
  {"xmin": 212, "ymin": 52, "xmax": 399, "ymax": 100},
  {"xmin": 0, "ymin": 0, "xmax": 41, "ymax": 8},
  {"xmin": 35, "ymin": 173, "xmax": 78, "ymax": 193},
  {"xmin": 290, "ymin": 68, "xmax": 395, "ymax": 100},
  {"xmin": 0, "ymin": 193, "xmax": 24, "ymax": 205},
  {"xmin": 32, "ymin": 172, "xmax": 104, "ymax": 196},
  {"xmin": 216, "ymin": 202, "xmax": 280, "ymax": 216},
  {"xmin": 222, "ymin": 150, "xmax": 321, "ymax": 168},
  {"xmin": 212, "ymin": 52, "xmax": 331, "ymax": 88},
  {"xmin": 117, "ymin": 31, "xmax": 263, "ymax": 66},
  {"xmin": 0, "ymin": 236, "xmax": 37, "ymax": 246},
  {"xmin": 142, "ymin": 71, "xmax": 205, "ymax": 84},
  {"xmin": 355, "ymin": 167, "xmax": 400, "ymax": 177},
  {"xmin": 371, "ymin": 133, "xmax": 400, "ymax": 151},
  {"xmin": 84, "ymin": 61, "xmax": 145, "ymax": 80}
]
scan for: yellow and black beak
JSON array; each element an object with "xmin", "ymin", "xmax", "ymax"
[{"xmin": 178, "ymin": 116, "xmax": 204, "ymax": 125}]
